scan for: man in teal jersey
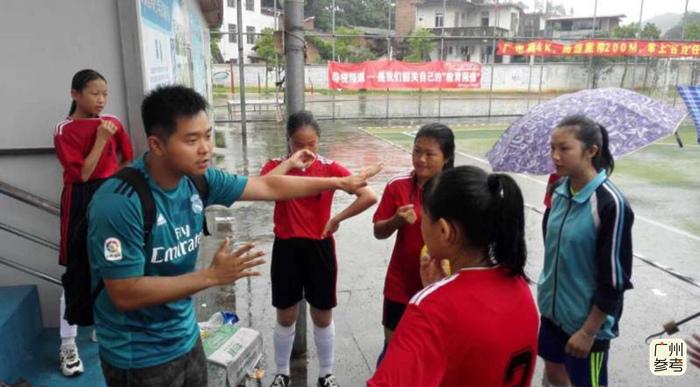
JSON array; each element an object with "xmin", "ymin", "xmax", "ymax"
[{"xmin": 88, "ymin": 85, "xmax": 380, "ymax": 387}]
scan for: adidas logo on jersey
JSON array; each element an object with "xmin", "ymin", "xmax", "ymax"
[{"xmin": 156, "ymin": 213, "xmax": 167, "ymax": 226}]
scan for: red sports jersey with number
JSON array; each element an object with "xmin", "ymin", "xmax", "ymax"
[
  {"xmin": 260, "ymin": 155, "xmax": 351, "ymax": 240},
  {"xmin": 373, "ymin": 172, "xmax": 424, "ymax": 304},
  {"xmin": 53, "ymin": 115, "xmax": 133, "ymax": 184},
  {"xmin": 368, "ymin": 266, "xmax": 539, "ymax": 387}
]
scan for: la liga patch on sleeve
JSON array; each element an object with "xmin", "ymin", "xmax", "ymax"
[{"xmin": 104, "ymin": 237, "xmax": 123, "ymax": 261}]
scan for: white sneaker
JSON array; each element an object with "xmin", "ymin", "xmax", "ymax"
[{"xmin": 59, "ymin": 344, "xmax": 84, "ymax": 376}]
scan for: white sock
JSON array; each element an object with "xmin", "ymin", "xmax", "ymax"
[
  {"xmin": 59, "ymin": 292, "xmax": 77, "ymax": 347},
  {"xmin": 314, "ymin": 321, "xmax": 335, "ymax": 377},
  {"xmin": 273, "ymin": 322, "xmax": 296, "ymax": 376}
]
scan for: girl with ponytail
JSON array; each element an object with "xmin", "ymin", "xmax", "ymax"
[
  {"xmin": 538, "ymin": 115, "xmax": 634, "ymax": 387},
  {"xmin": 372, "ymin": 123, "xmax": 455, "ymax": 364},
  {"xmin": 53, "ymin": 69, "xmax": 133, "ymax": 377},
  {"xmin": 369, "ymin": 165, "xmax": 538, "ymax": 387}
]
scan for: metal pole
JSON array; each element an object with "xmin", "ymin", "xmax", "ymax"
[
  {"xmin": 285, "ymin": 0, "xmax": 307, "ymax": 356},
  {"xmin": 439, "ymin": 0, "xmax": 446, "ymax": 119},
  {"xmin": 588, "ymin": 0, "xmax": 598, "ymax": 89},
  {"xmin": 387, "ymin": 1, "xmax": 392, "ymax": 60},
  {"xmin": 386, "ymin": 0, "xmax": 392, "ymax": 121},
  {"xmin": 487, "ymin": 0, "xmax": 499, "ymax": 118},
  {"xmin": 631, "ymin": 0, "xmax": 644, "ymax": 90},
  {"xmin": 234, "ymin": 59, "xmax": 236, "ymax": 98},
  {"xmin": 274, "ymin": 0, "xmax": 279, "ymax": 86},
  {"xmin": 537, "ymin": 3, "xmax": 548, "ymax": 104},
  {"xmin": 673, "ymin": 0, "xmax": 689, "ymax": 106},
  {"xmin": 331, "ymin": 0, "xmax": 336, "ymax": 120},
  {"xmin": 236, "ymin": 0, "xmax": 247, "ymax": 135},
  {"xmin": 526, "ymin": 55, "xmax": 533, "ymax": 109}
]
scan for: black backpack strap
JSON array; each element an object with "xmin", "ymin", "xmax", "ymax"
[
  {"xmin": 114, "ymin": 167, "xmax": 158, "ymax": 244},
  {"xmin": 91, "ymin": 167, "xmax": 156, "ymax": 302},
  {"xmin": 188, "ymin": 174, "xmax": 211, "ymax": 236}
]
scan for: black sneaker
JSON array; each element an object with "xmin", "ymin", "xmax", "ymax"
[
  {"xmin": 270, "ymin": 374, "xmax": 291, "ymax": 387},
  {"xmin": 317, "ymin": 374, "xmax": 339, "ymax": 387}
]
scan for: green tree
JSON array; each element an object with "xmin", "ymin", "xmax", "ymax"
[
  {"xmin": 210, "ymin": 31, "xmax": 224, "ymax": 63},
  {"xmin": 641, "ymin": 23, "xmax": 661, "ymax": 39},
  {"xmin": 612, "ymin": 23, "xmax": 638, "ymax": 38},
  {"xmin": 683, "ymin": 22, "xmax": 700, "ymax": 40},
  {"xmin": 305, "ymin": 0, "xmax": 390, "ymax": 32},
  {"xmin": 404, "ymin": 28, "xmax": 437, "ymax": 62},
  {"xmin": 253, "ymin": 28, "xmax": 284, "ymax": 69},
  {"xmin": 307, "ymin": 36, "xmax": 334, "ymax": 62},
  {"xmin": 664, "ymin": 12, "xmax": 700, "ymax": 39},
  {"xmin": 335, "ymin": 26, "xmax": 374, "ymax": 62}
]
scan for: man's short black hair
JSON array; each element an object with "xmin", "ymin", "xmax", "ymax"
[{"xmin": 141, "ymin": 85, "xmax": 209, "ymax": 139}]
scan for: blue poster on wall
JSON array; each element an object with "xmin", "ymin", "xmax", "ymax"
[{"xmin": 140, "ymin": 0, "xmax": 175, "ymax": 90}]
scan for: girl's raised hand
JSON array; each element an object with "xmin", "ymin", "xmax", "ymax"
[
  {"xmin": 420, "ymin": 248, "xmax": 447, "ymax": 287},
  {"xmin": 395, "ymin": 204, "xmax": 417, "ymax": 225},
  {"xmin": 286, "ymin": 149, "xmax": 316, "ymax": 170},
  {"xmin": 97, "ymin": 120, "xmax": 118, "ymax": 141}
]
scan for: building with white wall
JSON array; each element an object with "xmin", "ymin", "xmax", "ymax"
[
  {"xmin": 546, "ymin": 14, "xmax": 625, "ymax": 39},
  {"xmin": 415, "ymin": 0, "xmax": 523, "ymax": 63},
  {"xmin": 218, "ymin": 0, "xmax": 281, "ymax": 63}
]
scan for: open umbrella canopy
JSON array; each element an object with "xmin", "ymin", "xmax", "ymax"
[{"xmin": 486, "ymin": 88, "xmax": 687, "ymax": 175}]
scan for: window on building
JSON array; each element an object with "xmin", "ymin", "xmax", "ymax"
[
  {"xmin": 510, "ymin": 12, "xmax": 518, "ymax": 32},
  {"xmin": 245, "ymin": 0, "xmax": 254, "ymax": 11},
  {"xmin": 246, "ymin": 26, "xmax": 256, "ymax": 44},
  {"xmin": 229, "ymin": 23, "xmax": 237, "ymax": 43},
  {"xmin": 227, "ymin": 0, "xmax": 235, "ymax": 8},
  {"xmin": 435, "ymin": 12, "xmax": 444, "ymax": 28},
  {"xmin": 481, "ymin": 11, "xmax": 489, "ymax": 27},
  {"xmin": 448, "ymin": 46, "xmax": 454, "ymax": 55}
]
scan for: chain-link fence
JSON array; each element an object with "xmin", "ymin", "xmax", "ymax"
[{"xmin": 211, "ymin": 0, "xmax": 699, "ymax": 123}]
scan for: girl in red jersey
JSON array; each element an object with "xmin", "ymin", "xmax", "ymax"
[
  {"xmin": 53, "ymin": 69, "xmax": 133, "ymax": 376},
  {"xmin": 262, "ymin": 111, "xmax": 377, "ymax": 387},
  {"xmin": 372, "ymin": 123, "xmax": 454, "ymax": 363},
  {"xmin": 368, "ymin": 165, "xmax": 539, "ymax": 387}
]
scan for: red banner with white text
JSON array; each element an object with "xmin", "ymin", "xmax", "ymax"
[
  {"xmin": 328, "ymin": 60, "xmax": 482, "ymax": 90},
  {"xmin": 497, "ymin": 39, "xmax": 700, "ymax": 57}
]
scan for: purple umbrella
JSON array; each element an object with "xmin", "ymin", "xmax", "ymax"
[{"xmin": 486, "ymin": 88, "xmax": 687, "ymax": 175}]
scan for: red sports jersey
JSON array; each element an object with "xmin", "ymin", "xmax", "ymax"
[
  {"xmin": 54, "ymin": 115, "xmax": 133, "ymax": 184},
  {"xmin": 373, "ymin": 172, "xmax": 424, "ymax": 304},
  {"xmin": 260, "ymin": 155, "xmax": 351, "ymax": 240},
  {"xmin": 368, "ymin": 266, "xmax": 539, "ymax": 387}
]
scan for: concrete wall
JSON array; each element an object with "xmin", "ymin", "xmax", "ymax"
[
  {"xmin": 214, "ymin": 61, "xmax": 693, "ymax": 92},
  {"xmin": 0, "ymin": 0, "xmax": 131, "ymax": 328},
  {"xmin": 0, "ymin": 0, "xmax": 216, "ymax": 328}
]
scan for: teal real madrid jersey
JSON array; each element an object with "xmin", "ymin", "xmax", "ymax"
[{"xmin": 87, "ymin": 155, "xmax": 247, "ymax": 369}]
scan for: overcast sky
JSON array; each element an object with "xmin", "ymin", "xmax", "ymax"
[{"xmin": 530, "ymin": 0, "xmax": 700, "ymax": 23}]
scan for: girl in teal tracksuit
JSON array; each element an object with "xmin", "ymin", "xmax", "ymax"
[{"xmin": 538, "ymin": 115, "xmax": 634, "ymax": 387}]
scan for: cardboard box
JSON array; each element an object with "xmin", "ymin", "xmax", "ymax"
[{"xmin": 203, "ymin": 324, "xmax": 263, "ymax": 387}]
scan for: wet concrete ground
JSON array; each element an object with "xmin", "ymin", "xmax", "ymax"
[{"xmin": 195, "ymin": 118, "xmax": 700, "ymax": 386}]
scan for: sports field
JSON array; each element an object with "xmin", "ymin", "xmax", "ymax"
[{"xmin": 363, "ymin": 122, "xmax": 700, "ymax": 235}]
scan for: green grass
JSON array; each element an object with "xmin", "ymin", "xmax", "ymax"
[
  {"xmin": 365, "ymin": 123, "xmax": 700, "ymax": 188},
  {"xmin": 366, "ymin": 122, "xmax": 700, "ymax": 235}
]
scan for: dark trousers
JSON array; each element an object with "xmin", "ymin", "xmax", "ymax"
[{"xmin": 101, "ymin": 337, "xmax": 207, "ymax": 387}]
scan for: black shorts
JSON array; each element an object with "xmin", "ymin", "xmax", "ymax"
[
  {"xmin": 101, "ymin": 337, "xmax": 207, "ymax": 387},
  {"xmin": 271, "ymin": 237, "xmax": 337, "ymax": 310},
  {"xmin": 382, "ymin": 299, "xmax": 407, "ymax": 331}
]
